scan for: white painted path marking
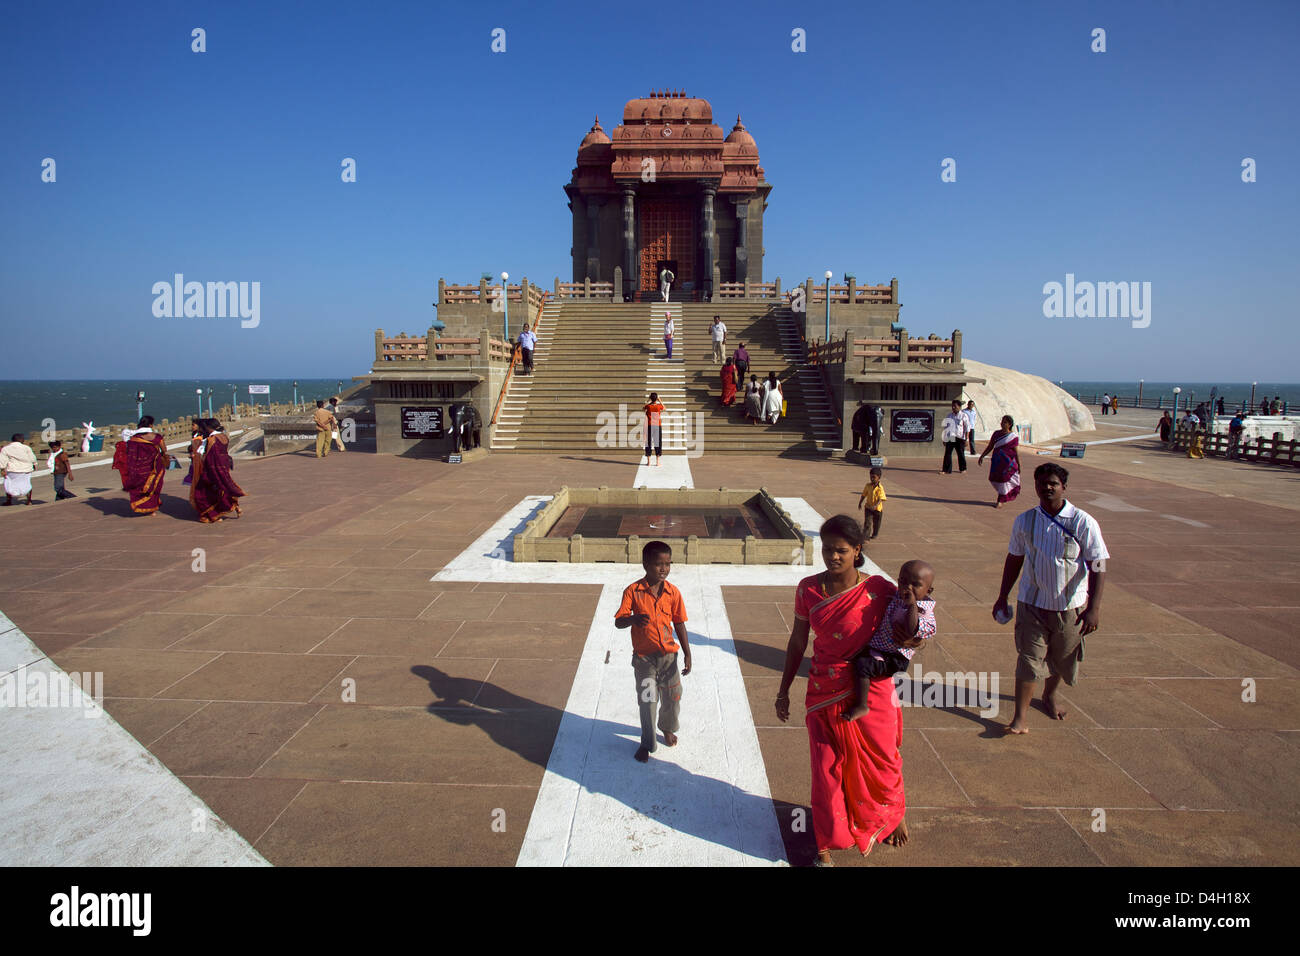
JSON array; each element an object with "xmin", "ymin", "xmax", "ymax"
[
  {"xmin": 433, "ymin": 457, "xmax": 881, "ymax": 865},
  {"xmin": 0, "ymin": 611, "xmax": 267, "ymax": 865}
]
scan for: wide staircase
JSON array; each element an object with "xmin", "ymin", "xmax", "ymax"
[{"xmin": 492, "ymin": 300, "xmax": 841, "ymax": 455}]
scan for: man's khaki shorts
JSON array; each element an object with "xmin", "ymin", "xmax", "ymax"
[{"xmin": 1014, "ymin": 601, "xmax": 1085, "ymax": 684}]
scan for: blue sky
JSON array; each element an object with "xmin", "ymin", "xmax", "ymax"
[{"xmin": 2, "ymin": 0, "xmax": 1296, "ymax": 382}]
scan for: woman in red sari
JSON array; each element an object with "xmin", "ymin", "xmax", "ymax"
[
  {"xmin": 720, "ymin": 358, "xmax": 737, "ymax": 406},
  {"xmin": 189, "ymin": 419, "xmax": 245, "ymax": 523},
  {"xmin": 776, "ymin": 514, "xmax": 918, "ymax": 865},
  {"xmin": 112, "ymin": 415, "xmax": 168, "ymax": 515}
]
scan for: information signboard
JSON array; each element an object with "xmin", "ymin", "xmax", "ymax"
[
  {"xmin": 890, "ymin": 409, "xmax": 934, "ymax": 443},
  {"xmin": 400, "ymin": 406, "xmax": 444, "ymax": 439}
]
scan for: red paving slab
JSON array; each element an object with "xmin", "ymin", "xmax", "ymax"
[{"xmin": 2, "ymin": 445, "xmax": 1297, "ymax": 866}]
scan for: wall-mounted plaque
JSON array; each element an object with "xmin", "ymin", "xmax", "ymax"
[
  {"xmin": 890, "ymin": 409, "xmax": 934, "ymax": 442},
  {"xmin": 401, "ymin": 406, "xmax": 444, "ymax": 439}
]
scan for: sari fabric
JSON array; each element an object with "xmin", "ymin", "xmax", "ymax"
[
  {"xmin": 114, "ymin": 432, "xmax": 167, "ymax": 513},
  {"xmin": 721, "ymin": 365, "xmax": 736, "ymax": 406},
  {"xmin": 988, "ymin": 431, "xmax": 1021, "ymax": 503},
  {"xmin": 794, "ymin": 573, "xmax": 904, "ymax": 854},
  {"xmin": 190, "ymin": 434, "xmax": 245, "ymax": 523}
]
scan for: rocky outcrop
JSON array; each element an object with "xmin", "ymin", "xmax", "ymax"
[{"xmin": 961, "ymin": 359, "xmax": 1095, "ymax": 444}]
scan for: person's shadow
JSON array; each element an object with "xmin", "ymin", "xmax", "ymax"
[{"xmin": 412, "ymin": 654, "xmax": 790, "ymax": 864}]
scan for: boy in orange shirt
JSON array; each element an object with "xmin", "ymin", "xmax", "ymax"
[
  {"xmin": 643, "ymin": 392, "xmax": 665, "ymax": 467},
  {"xmin": 616, "ymin": 540, "xmax": 692, "ymax": 762}
]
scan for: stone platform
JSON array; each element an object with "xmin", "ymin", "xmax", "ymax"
[{"xmin": 0, "ymin": 442, "xmax": 1296, "ymax": 866}]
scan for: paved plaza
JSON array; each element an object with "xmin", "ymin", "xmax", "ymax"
[{"xmin": 1, "ymin": 433, "xmax": 1297, "ymax": 866}]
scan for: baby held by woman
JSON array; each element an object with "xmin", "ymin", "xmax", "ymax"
[{"xmin": 843, "ymin": 560, "xmax": 936, "ymax": 721}]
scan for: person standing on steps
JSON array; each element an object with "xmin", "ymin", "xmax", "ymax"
[
  {"xmin": 643, "ymin": 392, "xmax": 665, "ymax": 466},
  {"xmin": 710, "ymin": 314, "xmax": 727, "ymax": 364},
  {"xmin": 659, "ymin": 267, "xmax": 674, "ymax": 303},
  {"xmin": 732, "ymin": 342, "xmax": 750, "ymax": 390},
  {"xmin": 663, "ymin": 312, "xmax": 675, "ymax": 360}
]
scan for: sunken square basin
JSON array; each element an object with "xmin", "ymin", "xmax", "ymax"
[{"xmin": 513, "ymin": 486, "xmax": 813, "ymax": 564}]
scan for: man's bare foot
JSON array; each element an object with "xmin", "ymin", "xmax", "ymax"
[
  {"xmin": 634, "ymin": 746, "xmax": 650, "ymax": 762},
  {"xmin": 993, "ymin": 501, "xmax": 1002, "ymax": 508},
  {"xmin": 1042, "ymin": 694, "xmax": 1068, "ymax": 720},
  {"xmin": 1004, "ymin": 718, "xmax": 1029, "ymax": 735},
  {"xmin": 882, "ymin": 817, "xmax": 909, "ymax": 847},
  {"xmin": 812, "ymin": 849, "xmax": 835, "ymax": 867},
  {"xmin": 842, "ymin": 703, "xmax": 870, "ymax": 722},
  {"xmin": 663, "ymin": 732, "xmax": 678, "ymax": 747}
]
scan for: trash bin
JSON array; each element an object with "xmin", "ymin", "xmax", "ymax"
[{"xmin": 88, "ymin": 435, "xmax": 104, "ymax": 452}]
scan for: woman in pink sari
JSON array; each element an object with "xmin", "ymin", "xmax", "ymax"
[
  {"xmin": 189, "ymin": 419, "xmax": 245, "ymax": 523},
  {"xmin": 777, "ymin": 514, "xmax": 917, "ymax": 865},
  {"xmin": 978, "ymin": 415, "xmax": 1021, "ymax": 508}
]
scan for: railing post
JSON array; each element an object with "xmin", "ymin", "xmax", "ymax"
[
  {"xmin": 480, "ymin": 328, "xmax": 492, "ymax": 363},
  {"xmin": 744, "ymin": 277, "xmax": 752, "ymax": 299},
  {"xmin": 713, "ymin": 265, "xmax": 721, "ymax": 298},
  {"xmin": 847, "ymin": 277, "xmax": 857, "ymax": 303},
  {"xmin": 426, "ymin": 328, "xmax": 437, "ymax": 362},
  {"xmin": 774, "ymin": 276, "xmax": 782, "ymax": 299},
  {"xmin": 479, "ymin": 277, "xmax": 489, "ymax": 302},
  {"xmin": 554, "ymin": 276, "xmax": 561, "ymax": 295},
  {"xmin": 613, "ymin": 266, "xmax": 622, "ymax": 302},
  {"xmin": 520, "ymin": 277, "xmax": 530, "ymax": 314},
  {"xmin": 584, "ymin": 276, "xmax": 591, "ymax": 298},
  {"xmin": 890, "ymin": 277, "xmax": 899, "ymax": 303},
  {"xmin": 375, "ymin": 329, "xmax": 385, "ymax": 362},
  {"xmin": 952, "ymin": 329, "xmax": 962, "ymax": 364},
  {"xmin": 437, "ymin": 279, "xmax": 445, "ymax": 305},
  {"xmin": 897, "ymin": 327, "xmax": 908, "ymax": 363}
]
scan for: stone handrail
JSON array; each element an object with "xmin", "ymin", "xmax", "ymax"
[
  {"xmin": 853, "ymin": 329, "xmax": 962, "ymax": 368},
  {"xmin": 802, "ymin": 278, "xmax": 897, "ymax": 304},
  {"xmin": 554, "ymin": 279, "xmax": 614, "ymax": 299},
  {"xmin": 374, "ymin": 330, "xmax": 505, "ymax": 362}
]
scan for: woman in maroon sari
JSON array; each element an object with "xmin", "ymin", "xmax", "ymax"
[
  {"xmin": 189, "ymin": 419, "xmax": 245, "ymax": 523},
  {"xmin": 776, "ymin": 514, "xmax": 917, "ymax": 865},
  {"xmin": 112, "ymin": 415, "xmax": 168, "ymax": 515},
  {"xmin": 720, "ymin": 358, "xmax": 737, "ymax": 407}
]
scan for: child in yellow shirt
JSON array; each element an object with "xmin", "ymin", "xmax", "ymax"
[{"xmin": 858, "ymin": 467, "xmax": 886, "ymax": 539}]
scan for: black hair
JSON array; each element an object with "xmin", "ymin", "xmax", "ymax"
[
  {"xmin": 316, "ymin": 400, "xmax": 325, "ymax": 408},
  {"xmin": 820, "ymin": 514, "xmax": 866, "ymax": 568},
  {"xmin": 10, "ymin": 433, "xmax": 22, "ymax": 442},
  {"xmin": 648, "ymin": 392, "xmax": 658, "ymax": 402},
  {"xmin": 49, "ymin": 439, "xmax": 62, "ymax": 447},
  {"xmin": 138, "ymin": 415, "xmax": 154, "ymax": 427},
  {"xmin": 1002, "ymin": 414, "xmax": 1015, "ymax": 428},
  {"xmin": 642, "ymin": 540, "xmax": 672, "ymax": 565},
  {"xmin": 197, "ymin": 419, "xmax": 224, "ymax": 436},
  {"xmin": 1034, "ymin": 462, "xmax": 1069, "ymax": 485},
  {"xmin": 869, "ymin": 467, "xmax": 882, "ymax": 478}
]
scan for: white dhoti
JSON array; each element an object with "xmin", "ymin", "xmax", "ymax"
[{"xmin": 4, "ymin": 472, "xmax": 33, "ymax": 496}]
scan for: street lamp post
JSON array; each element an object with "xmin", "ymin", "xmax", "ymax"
[
  {"xmin": 195, "ymin": 388, "xmax": 203, "ymax": 418},
  {"xmin": 293, "ymin": 380, "xmax": 299, "ymax": 407},
  {"xmin": 824, "ymin": 270, "xmax": 832, "ymax": 343},
  {"xmin": 136, "ymin": 390, "xmax": 145, "ymax": 422},
  {"xmin": 1171, "ymin": 387, "xmax": 1182, "ymax": 446},
  {"xmin": 1250, "ymin": 382, "xmax": 1257, "ymax": 413},
  {"xmin": 229, "ymin": 384, "xmax": 236, "ymax": 418},
  {"xmin": 1138, "ymin": 379, "xmax": 1144, "ymax": 407},
  {"xmin": 206, "ymin": 388, "xmax": 213, "ymax": 418},
  {"xmin": 501, "ymin": 271, "xmax": 510, "ymax": 343}
]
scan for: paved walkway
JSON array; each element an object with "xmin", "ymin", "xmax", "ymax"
[{"xmin": 0, "ymin": 441, "xmax": 1295, "ymax": 865}]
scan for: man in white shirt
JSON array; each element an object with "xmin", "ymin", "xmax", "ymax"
[
  {"xmin": 963, "ymin": 400, "xmax": 978, "ymax": 454},
  {"xmin": 659, "ymin": 268, "xmax": 674, "ymax": 303},
  {"xmin": 993, "ymin": 462, "xmax": 1108, "ymax": 734},
  {"xmin": 1, "ymin": 433, "xmax": 39, "ymax": 505},
  {"xmin": 940, "ymin": 400, "xmax": 970, "ymax": 474},
  {"xmin": 710, "ymin": 315, "xmax": 727, "ymax": 364},
  {"xmin": 1101, "ymin": 393, "xmax": 1111, "ymax": 416}
]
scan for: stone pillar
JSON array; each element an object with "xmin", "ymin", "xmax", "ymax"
[
  {"xmin": 890, "ymin": 277, "xmax": 899, "ymax": 303},
  {"xmin": 622, "ymin": 186, "xmax": 636, "ymax": 300},
  {"xmin": 701, "ymin": 182, "xmax": 717, "ymax": 299},
  {"xmin": 952, "ymin": 329, "xmax": 962, "ymax": 363},
  {"xmin": 847, "ymin": 277, "xmax": 857, "ymax": 302},
  {"xmin": 374, "ymin": 329, "xmax": 385, "ymax": 363},
  {"xmin": 613, "ymin": 266, "xmax": 623, "ymax": 302},
  {"xmin": 897, "ymin": 327, "xmax": 908, "ymax": 363},
  {"xmin": 585, "ymin": 198, "xmax": 601, "ymax": 280},
  {"xmin": 734, "ymin": 198, "xmax": 749, "ymax": 285},
  {"xmin": 774, "ymin": 277, "xmax": 782, "ymax": 298},
  {"xmin": 437, "ymin": 279, "xmax": 445, "ymax": 305},
  {"xmin": 478, "ymin": 277, "xmax": 489, "ymax": 302}
]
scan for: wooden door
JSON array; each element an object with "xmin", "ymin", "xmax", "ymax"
[{"xmin": 639, "ymin": 200, "xmax": 694, "ymax": 293}]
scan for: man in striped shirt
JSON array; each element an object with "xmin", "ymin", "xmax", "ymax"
[{"xmin": 993, "ymin": 462, "xmax": 1108, "ymax": 734}]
